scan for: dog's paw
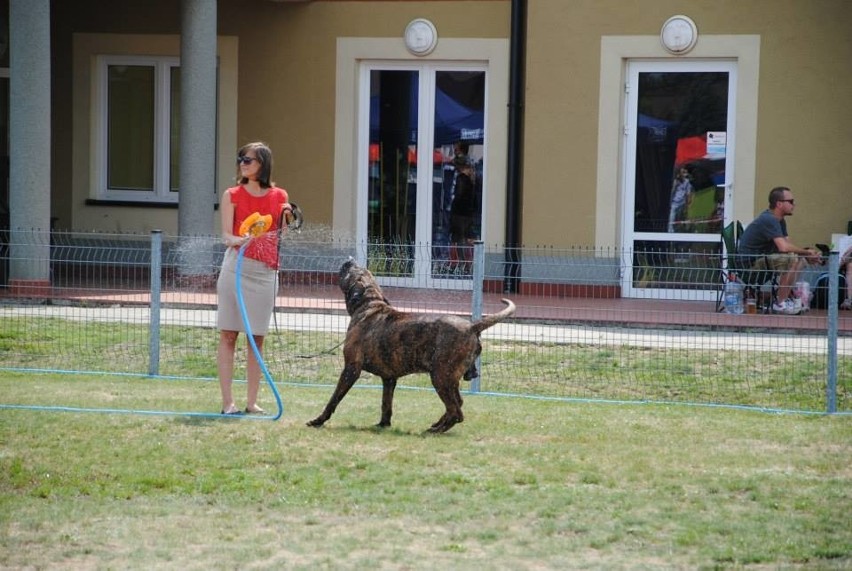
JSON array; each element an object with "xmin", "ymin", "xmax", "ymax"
[
  {"xmin": 428, "ymin": 414, "xmax": 462, "ymax": 433},
  {"xmin": 428, "ymin": 420, "xmax": 450, "ymax": 433},
  {"xmin": 306, "ymin": 418, "xmax": 325, "ymax": 427},
  {"xmin": 427, "ymin": 424, "xmax": 455, "ymax": 434}
]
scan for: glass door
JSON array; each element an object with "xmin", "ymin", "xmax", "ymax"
[
  {"xmin": 621, "ymin": 60, "xmax": 736, "ymax": 299},
  {"xmin": 362, "ymin": 64, "xmax": 486, "ymax": 287}
]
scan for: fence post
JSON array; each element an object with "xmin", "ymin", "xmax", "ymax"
[
  {"xmin": 149, "ymin": 230, "xmax": 163, "ymax": 377},
  {"xmin": 826, "ymin": 250, "xmax": 839, "ymax": 414},
  {"xmin": 470, "ymin": 241, "xmax": 485, "ymax": 393}
]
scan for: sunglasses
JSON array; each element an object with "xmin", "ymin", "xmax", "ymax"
[
  {"xmin": 236, "ymin": 156, "xmax": 260, "ymax": 165},
  {"xmin": 778, "ymin": 198, "xmax": 795, "ymax": 205}
]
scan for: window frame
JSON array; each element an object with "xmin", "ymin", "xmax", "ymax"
[{"xmin": 94, "ymin": 54, "xmax": 180, "ymax": 203}]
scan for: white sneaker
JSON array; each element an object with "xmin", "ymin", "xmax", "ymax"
[{"xmin": 772, "ymin": 298, "xmax": 802, "ymax": 315}]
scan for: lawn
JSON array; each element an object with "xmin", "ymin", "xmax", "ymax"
[{"xmin": 1, "ymin": 371, "xmax": 850, "ymax": 569}]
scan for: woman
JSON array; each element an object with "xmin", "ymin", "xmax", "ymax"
[{"xmin": 217, "ymin": 142, "xmax": 292, "ymax": 414}]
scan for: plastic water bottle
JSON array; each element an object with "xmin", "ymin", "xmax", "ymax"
[
  {"xmin": 724, "ymin": 273, "xmax": 744, "ymax": 314},
  {"xmin": 794, "ymin": 281, "xmax": 811, "ymax": 312}
]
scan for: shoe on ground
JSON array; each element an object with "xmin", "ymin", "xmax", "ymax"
[
  {"xmin": 772, "ymin": 298, "xmax": 802, "ymax": 315},
  {"xmin": 841, "ymin": 298, "xmax": 852, "ymax": 311}
]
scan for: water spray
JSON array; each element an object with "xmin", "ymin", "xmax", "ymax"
[{"xmin": 0, "ymin": 205, "xmax": 303, "ymax": 421}]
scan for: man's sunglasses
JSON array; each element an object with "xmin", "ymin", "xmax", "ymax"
[
  {"xmin": 778, "ymin": 198, "xmax": 795, "ymax": 205},
  {"xmin": 236, "ymin": 156, "xmax": 260, "ymax": 165}
]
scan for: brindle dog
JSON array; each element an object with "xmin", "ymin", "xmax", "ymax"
[{"xmin": 307, "ymin": 259, "xmax": 516, "ymax": 433}]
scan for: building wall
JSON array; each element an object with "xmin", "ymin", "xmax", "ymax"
[
  {"xmin": 49, "ymin": 0, "xmax": 851, "ymax": 248},
  {"xmin": 523, "ymin": 0, "xmax": 852, "ymax": 247},
  {"xmin": 68, "ymin": 33, "xmax": 238, "ymax": 233},
  {"xmin": 53, "ymin": 0, "xmax": 509, "ymax": 235},
  {"xmin": 215, "ymin": 0, "xmax": 510, "ymax": 235},
  {"xmin": 51, "ymin": 0, "xmax": 182, "ymax": 231}
]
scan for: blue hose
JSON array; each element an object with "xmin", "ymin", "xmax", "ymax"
[{"xmin": 234, "ymin": 239, "xmax": 284, "ymax": 420}]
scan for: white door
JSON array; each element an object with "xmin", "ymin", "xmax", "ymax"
[
  {"xmin": 621, "ymin": 60, "xmax": 737, "ymax": 300},
  {"xmin": 358, "ymin": 63, "xmax": 487, "ymax": 288}
]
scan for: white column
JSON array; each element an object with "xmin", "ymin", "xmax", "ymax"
[
  {"xmin": 9, "ymin": 0, "xmax": 51, "ymax": 286},
  {"xmin": 178, "ymin": 0, "xmax": 217, "ymax": 239}
]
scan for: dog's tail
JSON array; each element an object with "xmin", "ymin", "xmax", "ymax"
[{"xmin": 470, "ymin": 299, "xmax": 516, "ymax": 335}]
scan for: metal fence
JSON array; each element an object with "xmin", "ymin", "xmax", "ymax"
[{"xmin": 0, "ymin": 228, "xmax": 849, "ymax": 414}]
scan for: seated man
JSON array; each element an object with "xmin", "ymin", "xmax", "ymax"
[{"xmin": 737, "ymin": 186, "xmax": 821, "ymax": 315}]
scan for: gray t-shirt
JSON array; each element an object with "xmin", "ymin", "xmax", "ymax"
[{"xmin": 737, "ymin": 209, "xmax": 787, "ymax": 257}]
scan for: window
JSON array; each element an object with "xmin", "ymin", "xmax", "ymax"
[{"xmin": 95, "ymin": 55, "xmax": 181, "ymax": 203}]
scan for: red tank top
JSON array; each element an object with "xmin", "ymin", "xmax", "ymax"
[{"xmin": 227, "ymin": 185, "xmax": 289, "ymax": 269}]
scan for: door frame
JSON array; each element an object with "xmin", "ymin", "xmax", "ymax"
[
  {"xmin": 620, "ymin": 59, "xmax": 738, "ymax": 300},
  {"xmin": 355, "ymin": 60, "xmax": 489, "ymax": 289},
  {"xmin": 333, "ymin": 37, "xmax": 510, "ymax": 287},
  {"xmin": 596, "ymin": 35, "xmax": 760, "ymax": 262}
]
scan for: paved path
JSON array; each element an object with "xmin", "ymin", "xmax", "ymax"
[{"xmin": 3, "ymin": 303, "xmax": 850, "ymax": 356}]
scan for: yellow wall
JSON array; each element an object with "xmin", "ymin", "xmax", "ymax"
[
  {"xmin": 53, "ymin": 0, "xmax": 851, "ymax": 247},
  {"xmin": 57, "ymin": 0, "xmax": 508, "ymax": 234},
  {"xmin": 524, "ymin": 0, "xmax": 852, "ymax": 247},
  {"xmin": 216, "ymin": 0, "xmax": 509, "ymax": 230},
  {"xmin": 69, "ymin": 34, "xmax": 238, "ymax": 234}
]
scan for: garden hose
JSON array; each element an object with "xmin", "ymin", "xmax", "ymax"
[{"xmin": 234, "ymin": 234, "xmax": 284, "ymax": 421}]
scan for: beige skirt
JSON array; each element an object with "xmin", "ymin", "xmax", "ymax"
[{"xmin": 217, "ymin": 248, "xmax": 277, "ymax": 336}]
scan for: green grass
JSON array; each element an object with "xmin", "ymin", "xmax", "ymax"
[
  {"xmin": 1, "ymin": 371, "xmax": 851, "ymax": 569},
  {"xmin": 1, "ymin": 316, "xmax": 849, "ymax": 412}
]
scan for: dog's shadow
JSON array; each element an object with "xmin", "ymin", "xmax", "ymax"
[{"xmin": 317, "ymin": 424, "xmax": 459, "ymax": 438}]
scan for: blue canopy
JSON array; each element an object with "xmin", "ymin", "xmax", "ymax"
[{"xmin": 370, "ymin": 88, "xmax": 484, "ymax": 145}]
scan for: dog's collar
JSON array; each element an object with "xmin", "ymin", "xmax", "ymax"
[
  {"xmin": 345, "ymin": 281, "xmax": 390, "ymax": 312},
  {"xmin": 345, "ymin": 282, "xmax": 359, "ymax": 301}
]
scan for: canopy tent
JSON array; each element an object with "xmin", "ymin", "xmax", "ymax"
[
  {"xmin": 433, "ymin": 87, "xmax": 484, "ymax": 144},
  {"xmin": 370, "ymin": 87, "xmax": 484, "ymax": 146}
]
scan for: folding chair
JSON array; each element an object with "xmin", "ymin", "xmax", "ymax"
[
  {"xmin": 733, "ymin": 252, "xmax": 778, "ymax": 313},
  {"xmin": 717, "ymin": 221, "xmax": 778, "ymax": 313},
  {"xmin": 716, "ymin": 221, "xmax": 739, "ymax": 312}
]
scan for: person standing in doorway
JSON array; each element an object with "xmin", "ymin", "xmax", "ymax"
[
  {"xmin": 667, "ymin": 165, "xmax": 694, "ymax": 232},
  {"xmin": 216, "ymin": 142, "xmax": 293, "ymax": 414},
  {"xmin": 449, "ymin": 155, "xmax": 476, "ymax": 272}
]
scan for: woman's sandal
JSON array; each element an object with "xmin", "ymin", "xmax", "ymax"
[
  {"xmin": 244, "ymin": 406, "xmax": 265, "ymax": 414},
  {"xmin": 221, "ymin": 406, "xmax": 243, "ymax": 415}
]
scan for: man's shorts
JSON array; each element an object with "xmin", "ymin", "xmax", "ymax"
[{"xmin": 751, "ymin": 252, "xmax": 799, "ymax": 272}]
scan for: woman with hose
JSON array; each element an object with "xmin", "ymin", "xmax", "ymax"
[{"xmin": 217, "ymin": 142, "xmax": 293, "ymax": 415}]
